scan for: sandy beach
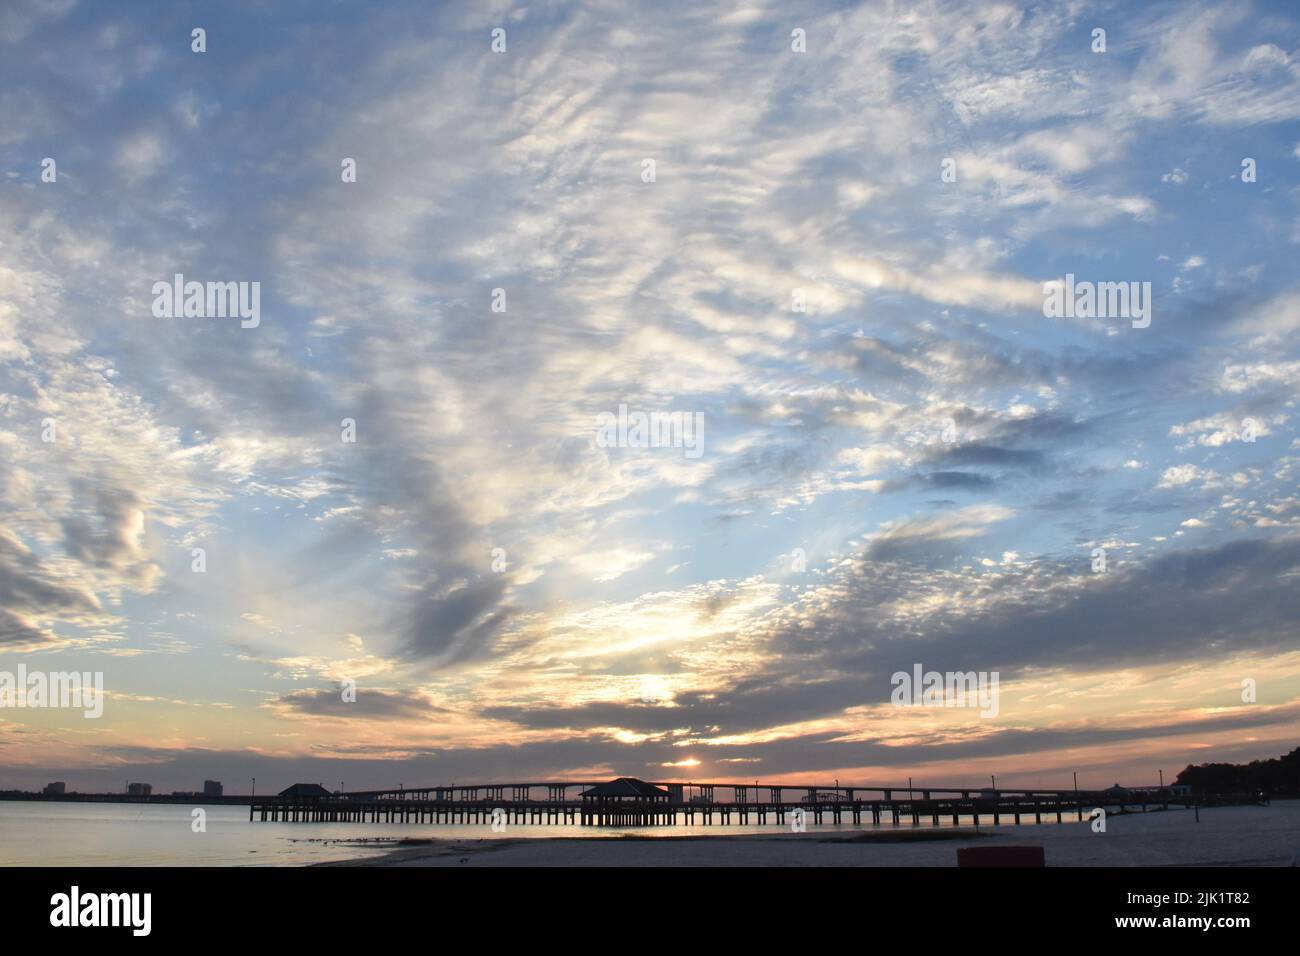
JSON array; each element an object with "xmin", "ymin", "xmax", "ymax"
[{"xmin": 323, "ymin": 801, "xmax": 1300, "ymax": 867}]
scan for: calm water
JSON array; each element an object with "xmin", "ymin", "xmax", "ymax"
[{"xmin": 0, "ymin": 801, "xmax": 1051, "ymax": 865}]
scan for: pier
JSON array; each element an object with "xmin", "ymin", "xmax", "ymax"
[{"xmin": 249, "ymin": 777, "xmax": 1196, "ymax": 826}]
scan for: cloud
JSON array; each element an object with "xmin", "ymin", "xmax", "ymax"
[
  {"xmin": 866, "ymin": 504, "xmax": 1015, "ymax": 561},
  {"xmin": 275, "ymin": 687, "xmax": 446, "ymax": 721},
  {"xmin": 1158, "ymin": 464, "xmax": 1211, "ymax": 489},
  {"xmin": 0, "ymin": 529, "xmax": 101, "ymax": 646},
  {"xmin": 112, "ymin": 131, "xmax": 166, "ymax": 182},
  {"xmin": 1, "ymin": 0, "xmax": 1299, "ymax": 788}
]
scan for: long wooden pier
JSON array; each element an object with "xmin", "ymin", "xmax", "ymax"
[{"xmin": 249, "ymin": 780, "xmax": 1195, "ymax": 827}]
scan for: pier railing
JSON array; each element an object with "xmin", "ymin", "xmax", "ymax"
[{"xmin": 249, "ymin": 782, "xmax": 1200, "ymax": 827}]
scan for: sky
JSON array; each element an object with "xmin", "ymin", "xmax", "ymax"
[{"xmin": 1, "ymin": 0, "xmax": 1299, "ymax": 796}]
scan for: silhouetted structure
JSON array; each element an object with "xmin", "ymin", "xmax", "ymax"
[
  {"xmin": 1175, "ymin": 746, "xmax": 1300, "ymax": 797},
  {"xmin": 580, "ymin": 777, "xmax": 671, "ymax": 802},
  {"xmin": 580, "ymin": 777, "xmax": 673, "ymax": 824},
  {"xmin": 250, "ymin": 776, "xmax": 1195, "ymax": 827},
  {"xmin": 203, "ymin": 780, "xmax": 223, "ymax": 797},
  {"xmin": 278, "ymin": 782, "xmax": 332, "ymax": 799},
  {"xmin": 957, "ymin": 845, "xmax": 1045, "ymax": 867}
]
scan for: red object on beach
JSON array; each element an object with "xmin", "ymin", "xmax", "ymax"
[{"xmin": 956, "ymin": 846, "xmax": 1046, "ymax": 867}]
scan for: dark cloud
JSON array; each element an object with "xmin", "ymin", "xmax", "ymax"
[
  {"xmin": 880, "ymin": 471, "xmax": 996, "ymax": 493},
  {"xmin": 277, "ymin": 687, "xmax": 448, "ymax": 720},
  {"xmin": 922, "ymin": 442, "xmax": 1046, "ymax": 470},
  {"xmin": 398, "ymin": 578, "xmax": 514, "ymax": 665},
  {"xmin": 483, "ymin": 675, "xmax": 877, "ymax": 737},
  {"xmin": 58, "ymin": 483, "xmax": 148, "ymax": 576},
  {"xmin": 0, "ymin": 532, "xmax": 100, "ymax": 646},
  {"xmin": 780, "ymin": 534, "xmax": 1300, "ymax": 715}
]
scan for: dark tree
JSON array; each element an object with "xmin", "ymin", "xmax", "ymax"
[{"xmin": 1174, "ymin": 746, "xmax": 1300, "ymax": 796}]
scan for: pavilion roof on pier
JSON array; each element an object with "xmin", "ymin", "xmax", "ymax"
[
  {"xmin": 278, "ymin": 783, "xmax": 334, "ymax": 799},
  {"xmin": 579, "ymin": 777, "xmax": 671, "ymax": 799}
]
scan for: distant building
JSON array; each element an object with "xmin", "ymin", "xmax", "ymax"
[
  {"xmin": 800, "ymin": 790, "xmax": 841, "ymax": 803},
  {"xmin": 127, "ymin": 782, "xmax": 152, "ymax": 796},
  {"xmin": 1126, "ymin": 783, "xmax": 1193, "ymax": 798},
  {"xmin": 278, "ymin": 783, "xmax": 333, "ymax": 800},
  {"xmin": 203, "ymin": 780, "xmax": 223, "ymax": 797},
  {"xmin": 43, "ymin": 782, "xmax": 66, "ymax": 796}
]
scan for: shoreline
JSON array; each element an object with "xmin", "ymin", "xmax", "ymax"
[
  {"xmin": 319, "ymin": 827, "xmax": 993, "ymax": 868},
  {"xmin": 317, "ymin": 803, "xmax": 1300, "ymax": 867}
]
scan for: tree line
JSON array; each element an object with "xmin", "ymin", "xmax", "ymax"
[{"xmin": 1174, "ymin": 746, "xmax": 1299, "ymax": 796}]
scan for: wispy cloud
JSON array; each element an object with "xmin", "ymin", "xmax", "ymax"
[{"xmin": 1, "ymin": 0, "xmax": 1298, "ymax": 791}]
